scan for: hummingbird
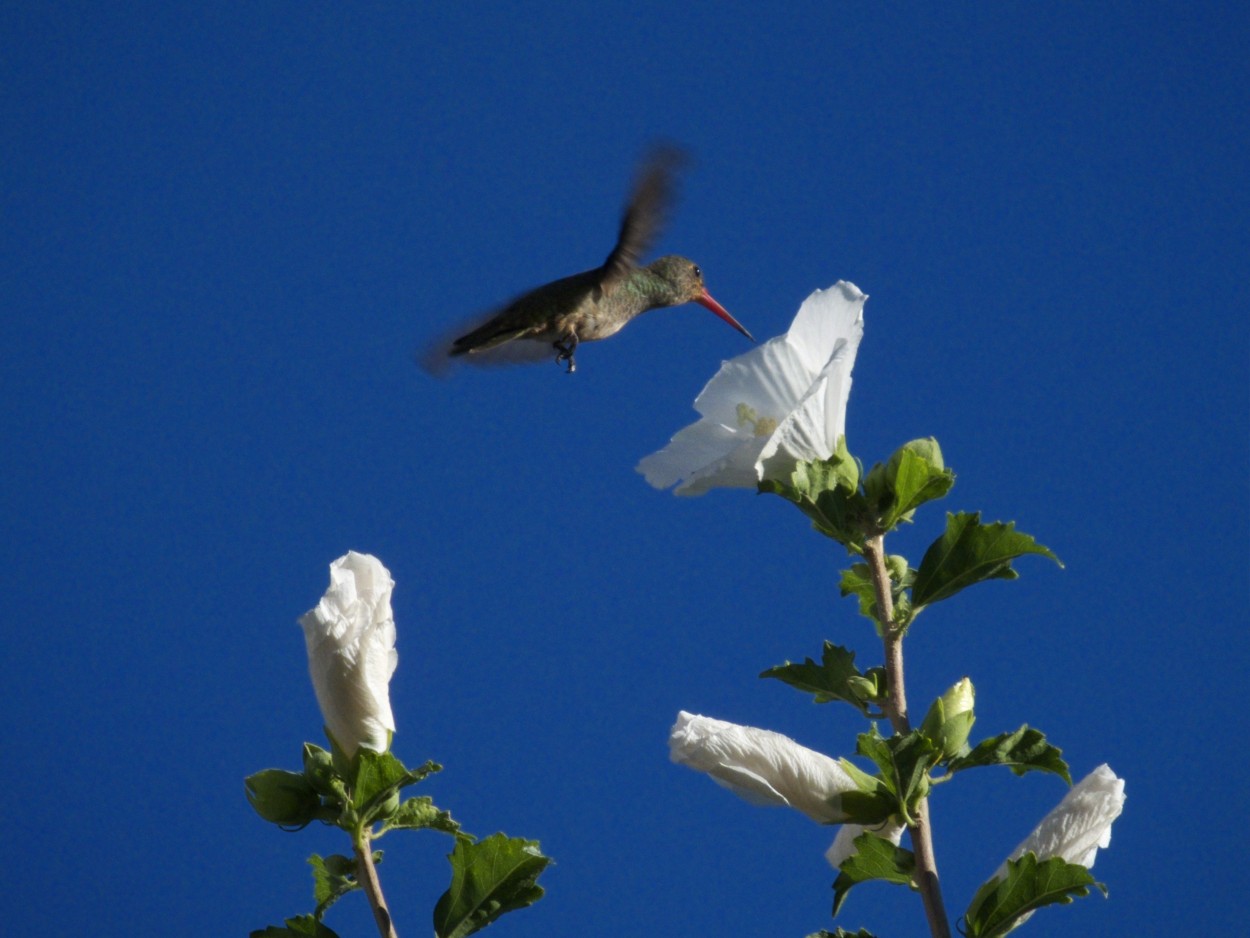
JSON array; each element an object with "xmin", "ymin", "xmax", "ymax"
[{"xmin": 430, "ymin": 148, "xmax": 754, "ymax": 374}]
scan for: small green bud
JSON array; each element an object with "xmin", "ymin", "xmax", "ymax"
[
  {"xmin": 863, "ymin": 461, "xmax": 890, "ymax": 508},
  {"xmin": 302, "ymin": 743, "xmax": 341, "ymax": 797},
  {"xmin": 374, "ymin": 790, "xmax": 402, "ymax": 822},
  {"xmin": 921, "ymin": 677, "xmax": 976, "ymax": 761},
  {"xmin": 885, "ymin": 554, "xmax": 909, "ymax": 582},
  {"xmin": 845, "ymin": 674, "xmax": 880, "ymax": 704},
  {"xmin": 887, "ymin": 437, "xmax": 945, "ymax": 477},
  {"xmin": 245, "ymin": 769, "xmax": 320, "ymax": 827}
]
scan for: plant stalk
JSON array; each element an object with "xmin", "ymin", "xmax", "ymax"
[
  {"xmin": 354, "ymin": 829, "xmax": 399, "ymax": 938},
  {"xmin": 863, "ymin": 534, "xmax": 951, "ymax": 938}
]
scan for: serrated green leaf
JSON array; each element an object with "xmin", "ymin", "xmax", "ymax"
[
  {"xmin": 840, "ymin": 564, "xmax": 879, "ymax": 623},
  {"xmin": 352, "ymin": 753, "xmax": 441, "ymax": 821},
  {"xmin": 250, "ymin": 914, "xmax": 342, "ymax": 937},
  {"xmin": 854, "ymin": 729, "xmax": 939, "ymax": 817},
  {"xmin": 832, "ymin": 832, "xmax": 916, "ymax": 915},
  {"xmin": 947, "ymin": 726, "xmax": 1070, "ymax": 782},
  {"xmin": 834, "ymin": 789, "xmax": 899, "ymax": 827},
  {"xmin": 380, "ymin": 795, "xmax": 469, "ymax": 841},
  {"xmin": 964, "ymin": 853, "xmax": 1106, "ymax": 937},
  {"xmin": 433, "ymin": 834, "xmax": 551, "ymax": 938},
  {"xmin": 309, "ymin": 853, "xmax": 359, "ymax": 918},
  {"xmin": 912, "ymin": 513, "xmax": 1062, "ymax": 610},
  {"xmin": 759, "ymin": 442, "xmax": 869, "ymax": 550},
  {"xmin": 761, "ymin": 642, "xmax": 874, "ymax": 712}
]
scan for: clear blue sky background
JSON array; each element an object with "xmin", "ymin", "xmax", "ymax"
[{"xmin": 4, "ymin": 4, "xmax": 1246, "ymax": 936}]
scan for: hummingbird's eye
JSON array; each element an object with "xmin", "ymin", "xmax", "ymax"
[{"xmin": 693, "ymin": 264, "xmax": 702, "ymax": 279}]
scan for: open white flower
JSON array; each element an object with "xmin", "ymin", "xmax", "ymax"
[
  {"xmin": 669, "ymin": 711, "xmax": 855, "ymax": 823},
  {"xmin": 299, "ymin": 551, "xmax": 398, "ymax": 757},
  {"xmin": 999, "ymin": 764, "xmax": 1126, "ymax": 874},
  {"xmin": 639, "ymin": 282, "xmax": 866, "ymax": 495}
]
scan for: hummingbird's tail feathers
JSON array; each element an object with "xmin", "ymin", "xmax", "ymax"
[
  {"xmin": 417, "ymin": 319, "xmax": 553, "ymax": 377},
  {"xmin": 601, "ymin": 144, "xmax": 687, "ymax": 291}
]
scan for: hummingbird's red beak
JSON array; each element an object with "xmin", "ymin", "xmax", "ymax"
[{"xmin": 696, "ymin": 290, "xmax": 755, "ymax": 342}]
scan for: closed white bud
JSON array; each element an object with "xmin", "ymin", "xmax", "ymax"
[{"xmin": 299, "ymin": 551, "xmax": 398, "ymax": 757}]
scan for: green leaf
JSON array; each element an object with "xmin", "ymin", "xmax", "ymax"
[
  {"xmin": 912, "ymin": 513, "xmax": 1062, "ymax": 610},
  {"xmin": 832, "ymin": 755, "xmax": 898, "ymax": 825},
  {"xmin": 855, "ymin": 728, "xmax": 939, "ymax": 819},
  {"xmin": 433, "ymin": 834, "xmax": 552, "ymax": 938},
  {"xmin": 832, "ymin": 832, "xmax": 916, "ymax": 915},
  {"xmin": 245, "ymin": 769, "xmax": 320, "ymax": 828},
  {"xmin": 250, "ymin": 915, "xmax": 342, "ymax": 937},
  {"xmin": 761, "ymin": 642, "xmax": 878, "ymax": 713},
  {"xmin": 807, "ymin": 929, "xmax": 879, "ymax": 938},
  {"xmin": 309, "ymin": 853, "xmax": 359, "ymax": 918},
  {"xmin": 947, "ymin": 726, "xmax": 1071, "ymax": 782},
  {"xmin": 380, "ymin": 795, "xmax": 470, "ymax": 841},
  {"xmin": 758, "ymin": 440, "xmax": 869, "ymax": 551},
  {"xmin": 878, "ymin": 439, "xmax": 955, "ymax": 529},
  {"xmin": 352, "ymin": 752, "xmax": 441, "ymax": 822},
  {"xmin": 964, "ymin": 853, "xmax": 1106, "ymax": 937},
  {"xmin": 840, "ymin": 557, "xmax": 915, "ymax": 632}
]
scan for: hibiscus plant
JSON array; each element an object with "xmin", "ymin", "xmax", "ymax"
[
  {"xmin": 644, "ymin": 284, "xmax": 1124, "ymax": 937},
  {"xmin": 245, "ymin": 552, "xmax": 550, "ymax": 938}
]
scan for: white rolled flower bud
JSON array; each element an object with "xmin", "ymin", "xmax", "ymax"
[
  {"xmin": 669, "ymin": 711, "xmax": 854, "ymax": 823},
  {"xmin": 299, "ymin": 551, "xmax": 398, "ymax": 757},
  {"xmin": 1001, "ymin": 764, "xmax": 1126, "ymax": 873}
]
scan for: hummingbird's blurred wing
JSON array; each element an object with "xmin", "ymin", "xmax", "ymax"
[{"xmin": 599, "ymin": 145, "xmax": 686, "ymax": 294}]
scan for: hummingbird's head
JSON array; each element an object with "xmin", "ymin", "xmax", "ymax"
[{"xmin": 648, "ymin": 255, "xmax": 755, "ymax": 342}]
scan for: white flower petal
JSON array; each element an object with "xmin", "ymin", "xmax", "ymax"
[
  {"xmin": 299, "ymin": 551, "xmax": 399, "ymax": 757},
  {"xmin": 691, "ymin": 337, "xmax": 812, "ymax": 426},
  {"xmin": 785, "ymin": 281, "xmax": 868, "ymax": 375},
  {"xmin": 1001, "ymin": 764, "xmax": 1126, "ymax": 874},
  {"xmin": 826, "ymin": 819, "xmax": 907, "ymax": 870},
  {"xmin": 669, "ymin": 711, "xmax": 854, "ymax": 823},
  {"xmin": 639, "ymin": 281, "xmax": 866, "ymax": 495},
  {"xmin": 637, "ymin": 421, "xmax": 756, "ymax": 493}
]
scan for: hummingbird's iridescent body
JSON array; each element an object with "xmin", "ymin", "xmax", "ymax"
[{"xmin": 438, "ymin": 149, "xmax": 753, "ymax": 373}]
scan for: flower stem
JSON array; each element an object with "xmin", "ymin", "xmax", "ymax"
[
  {"xmin": 863, "ymin": 535, "xmax": 951, "ymax": 938},
  {"xmin": 354, "ymin": 828, "xmax": 399, "ymax": 938}
]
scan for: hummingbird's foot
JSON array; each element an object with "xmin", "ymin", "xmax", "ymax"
[{"xmin": 553, "ymin": 334, "xmax": 579, "ymax": 374}]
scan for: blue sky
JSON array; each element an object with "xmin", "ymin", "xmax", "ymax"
[{"xmin": 3, "ymin": 3, "xmax": 1247, "ymax": 936}]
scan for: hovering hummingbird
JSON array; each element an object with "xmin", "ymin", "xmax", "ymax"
[{"xmin": 428, "ymin": 148, "xmax": 754, "ymax": 374}]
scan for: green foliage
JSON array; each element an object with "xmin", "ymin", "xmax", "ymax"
[
  {"xmin": 964, "ymin": 854, "xmax": 1106, "ymax": 937},
  {"xmin": 840, "ymin": 558, "xmax": 915, "ymax": 633},
  {"xmin": 380, "ymin": 795, "xmax": 470, "ymax": 841},
  {"xmin": 947, "ymin": 726, "xmax": 1071, "ymax": 783},
  {"xmin": 250, "ymin": 914, "xmax": 341, "ymax": 937},
  {"xmin": 807, "ymin": 930, "xmax": 879, "ymax": 938},
  {"xmin": 309, "ymin": 853, "xmax": 360, "ymax": 918},
  {"xmin": 911, "ymin": 513, "xmax": 1061, "ymax": 611},
  {"xmin": 856, "ymin": 727, "xmax": 940, "ymax": 823},
  {"xmin": 759, "ymin": 436, "xmax": 868, "ymax": 551},
  {"xmin": 250, "ymin": 743, "xmax": 549, "ymax": 936},
  {"xmin": 871, "ymin": 438, "xmax": 955, "ymax": 530},
  {"xmin": 352, "ymin": 752, "xmax": 441, "ymax": 826},
  {"xmin": 433, "ymin": 834, "xmax": 552, "ymax": 938},
  {"xmin": 761, "ymin": 642, "xmax": 884, "ymax": 715},
  {"xmin": 832, "ymin": 832, "xmax": 916, "ymax": 915}
]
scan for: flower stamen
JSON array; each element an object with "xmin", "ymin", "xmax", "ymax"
[{"xmin": 736, "ymin": 403, "xmax": 779, "ymax": 438}]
